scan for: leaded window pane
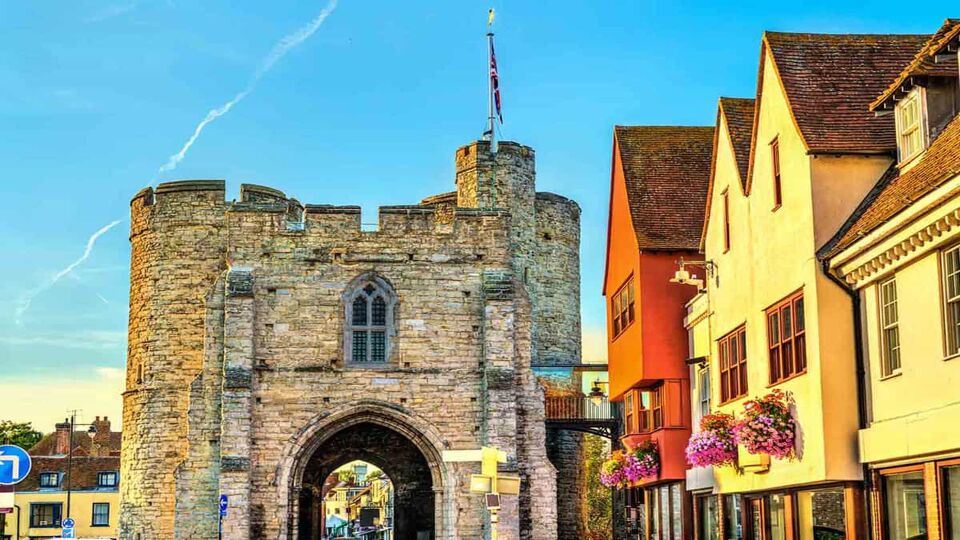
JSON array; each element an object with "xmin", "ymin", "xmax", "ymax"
[
  {"xmin": 352, "ymin": 296, "xmax": 367, "ymax": 326},
  {"xmin": 371, "ymin": 331, "xmax": 386, "ymax": 363},
  {"xmin": 352, "ymin": 331, "xmax": 367, "ymax": 362},
  {"xmin": 372, "ymin": 296, "xmax": 386, "ymax": 326}
]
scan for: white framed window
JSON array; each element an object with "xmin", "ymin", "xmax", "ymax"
[
  {"xmin": 697, "ymin": 367, "xmax": 711, "ymax": 417},
  {"xmin": 943, "ymin": 245, "xmax": 960, "ymax": 357},
  {"xmin": 879, "ymin": 277, "xmax": 901, "ymax": 375},
  {"xmin": 896, "ymin": 91, "xmax": 926, "ymax": 163}
]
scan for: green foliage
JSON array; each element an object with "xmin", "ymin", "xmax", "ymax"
[
  {"xmin": 583, "ymin": 434, "xmax": 613, "ymax": 540},
  {"xmin": 0, "ymin": 421, "xmax": 43, "ymax": 449}
]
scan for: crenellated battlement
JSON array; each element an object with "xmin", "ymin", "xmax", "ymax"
[{"xmin": 130, "ymin": 178, "xmax": 514, "ymax": 241}]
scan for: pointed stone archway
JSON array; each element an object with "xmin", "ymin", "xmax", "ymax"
[{"xmin": 276, "ymin": 401, "xmax": 453, "ymax": 540}]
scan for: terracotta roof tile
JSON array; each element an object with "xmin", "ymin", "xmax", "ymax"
[
  {"xmin": 871, "ymin": 19, "xmax": 960, "ymax": 112},
  {"xmin": 17, "ymin": 456, "xmax": 119, "ymax": 491},
  {"xmin": 764, "ymin": 32, "xmax": 931, "ymax": 154},
  {"xmin": 821, "ymin": 114, "xmax": 960, "ymax": 259},
  {"xmin": 719, "ymin": 97, "xmax": 755, "ymax": 189},
  {"xmin": 615, "ymin": 126, "xmax": 714, "ymax": 250}
]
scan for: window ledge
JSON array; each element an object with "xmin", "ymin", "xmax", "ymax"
[
  {"xmin": 767, "ymin": 370, "xmax": 808, "ymax": 388},
  {"xmin": 944, "ymin": 353, "xmax": 960, "ymax": 362},
  {"xmin": 878, "ymin": 371, "xmax": 902, "ymax": 381}
]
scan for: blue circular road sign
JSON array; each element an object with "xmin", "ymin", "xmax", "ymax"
[
  {"xmin": 0, "ymin": 444, "xmax": 31, "ymax": 485},
  {"xmin": 63, "ymin": 517, "xmax": 76, "ymax": 528}
]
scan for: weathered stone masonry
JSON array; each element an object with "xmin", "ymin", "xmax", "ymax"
[{"xmin": 121, "ymin": 140, "xmax": 582, "ymax": 539}]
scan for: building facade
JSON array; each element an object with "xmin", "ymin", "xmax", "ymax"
[
  {"xmin": 698, "ymin": 31, "xmax": 931, "ymax": 540},
  {"xmin": 121, "ymin": 139, "xmax": 583, "ymax": 539},
  {"xmin": 822, "ymin": 20, "xmax": 960, "ymax": 540},
  {"xmin": 604, "ymin": 126, "xmax": 714, "ymax": 539},
  {"xmin": 4, "ymin": 416, "xmax": 121, "ymax": 540}
]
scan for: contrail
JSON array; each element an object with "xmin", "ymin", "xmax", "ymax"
[
  {"xmin": 15, "ymin": 220, "xmax": 123, "ymax": 325},
  {"xmin": 159, "ymin": 0, "xmax": 338, "ymax": 174}
]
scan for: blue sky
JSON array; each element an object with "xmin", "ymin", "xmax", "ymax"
[{"xmin": 0, "ymin": 1, "xmax": 951, "ymax": 431}]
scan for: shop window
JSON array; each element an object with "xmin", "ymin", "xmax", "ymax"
[
  {"xmin": 796, "ymin": 487, "xmax": 846, "ymax": 540},
  {"xmin": 943, "ymin": 465, "xmax": 960, "ymax": 540},
  {"xmin": 767, "ymin": 494, "xmax": 787, "ymax": 540},
  {"xmin": 697, "ymin": 495, "xmax": 719, "ymax": 540},
  {"xmin": 884, "ymin": 471, "xmax": 927, "ymax": 540},
  {"xmin": 29, "ymin": 503, "xmax": 62, "ymax": 528},
  {"xmin": 767, "ymin": 291, "xmax": 806, "ymax": 383},
  {"xmin": 723, "ymin": 495, "xmax": 743, "ymax": 540}
]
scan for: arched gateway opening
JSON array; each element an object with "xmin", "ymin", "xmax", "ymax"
[{"xmin": 285, "ymin": 405, "xmax": 447, "ymax": 540}]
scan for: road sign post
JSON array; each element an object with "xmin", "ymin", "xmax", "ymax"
[
  {"xmin": 219, "ymin": 494, "xmax": 228, "ymax": 540},
  {"xmin": 0, "ymin": 445, "xmax": 31, "ymax": 486}
]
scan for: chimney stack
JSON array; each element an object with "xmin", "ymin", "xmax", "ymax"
[
  {"xmin": 91, "ymin": 416, "xmax": 111, "ymax": 456},
  {"xmin": 55, "ymin": 418, "xmax": 71, "ymax": 455}
]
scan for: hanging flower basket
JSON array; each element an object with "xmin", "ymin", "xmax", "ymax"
[
  {"xmin": 733, "ymin": 389, "xmax": 796, "ymax": 459},
  {"xmin": 599, "ymin": 442, "xmax": 660, "ymax": 488},
  {"xmin": 685, "ymin": 413, "xmax": 738, "ymax": 468}
]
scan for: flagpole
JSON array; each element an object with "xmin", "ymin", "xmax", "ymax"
[
  {"xmin": 487, "ymin": 29, "xmax": 495, "ymax": 144},
  {"xmin": 486, "ymin": 10, "xmax": 498, "ymax": 209}
]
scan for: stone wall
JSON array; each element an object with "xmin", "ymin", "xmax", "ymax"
[{"xmin": 122, "ymin": 140, "xmax": 580, "ymax": 540}]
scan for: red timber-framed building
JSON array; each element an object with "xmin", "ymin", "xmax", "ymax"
[{"xmin": 604, "ymin": 125, "xmax": 714, "ymax": 539}]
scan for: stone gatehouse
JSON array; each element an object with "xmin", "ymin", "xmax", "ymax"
[{"xmin": 120, "ymin": 140, "xmax": 584, "ymax": 539}]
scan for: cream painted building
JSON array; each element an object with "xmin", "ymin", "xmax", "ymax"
[
  {"xmin": 822, "ymin": 20, "xmax": 960, "ymax": 540},
  {"xmin": 699, "ymin": 31, "xmax": 931, "ymax": 540}
]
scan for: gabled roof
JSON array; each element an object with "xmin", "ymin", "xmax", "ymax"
[
  {"xmin": 820, "ymin": 114, "xmax": 960, "ymax": 259},
  {"xmin": 719, "ymin": 97, "xmax": 756, "ymax": 189},
  {"xmin": 761, "ymin": 32, "xmax": 931, "ymax": 155},
  {"xmin": 871, "ymin": 19, "xmax": 960, "ymax": 112},
  {"xmin": 30, "ymin": 429, "xmax": 122, "ymax": 457},
  {"xmin": 701, "ymin": 98, "xmax": 755, "ymax": 252},
  {"xmin": 613, "ymin": 126, "xmax": 714, "ymax": 251}
]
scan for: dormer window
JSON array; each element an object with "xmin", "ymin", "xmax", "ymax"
[{"xmin": 896, "ymin": 90, "xmax": 926, "ymax": 163}]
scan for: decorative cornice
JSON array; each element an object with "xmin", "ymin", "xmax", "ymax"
[{"xmin": 841, "ymin": 209, "xmax": 960, "ymax": 285}]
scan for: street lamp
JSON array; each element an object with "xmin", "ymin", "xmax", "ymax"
[
  {"xmin": 588, "ymin": 381, "xmax": 606, "ymax": 406},
  {"xmin": 64, "ymin": 413, "xmax": 98, "ymax": 523}
]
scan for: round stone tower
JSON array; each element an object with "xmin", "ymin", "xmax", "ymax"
[{"xmin": 122, "ymin": 181, "xmax": 228, "ymax": 539}]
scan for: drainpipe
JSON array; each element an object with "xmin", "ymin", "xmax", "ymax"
[{"xmin": 820, "ymin": 259, "xmax": 872, "ymax": 539}]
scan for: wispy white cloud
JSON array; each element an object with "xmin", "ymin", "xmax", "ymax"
[
  {"xmin": 158, "ymin": 0, "xmax": 339, "ymax": 174},
  {"xmin": 15, "ymin": 220, "xmax": 123, "ymax": 325},
  {"xmin": 85, "ymin": 1, "xmax": 140, "ymax": 23},
  {"xmin": 0, "ymin": 331, "xmax": 126, "ymax": 351}
]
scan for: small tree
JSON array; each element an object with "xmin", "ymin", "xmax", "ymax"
[
  {"xmin": 584, "ymin": 434, "xmax": 613, "ymax": 540},
  {"xmin": 0, "ymin": 421, "xmax": 43, "ymax": 449}
]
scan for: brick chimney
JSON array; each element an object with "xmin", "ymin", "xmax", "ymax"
[
  {"xmin": 91, "ymin": 416, "xmax": 111, "ymax": 457},
  {"xmin": 55, "ymin": 418, "xmax": 71, "ymax": 455}
]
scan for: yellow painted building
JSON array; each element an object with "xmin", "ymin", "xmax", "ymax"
[
  {"xmin": 698, "ymin": 31, "xmax": 930, "ymax": 540},
  {"xmin": 2, "ymin": 416, "xmax": 122, "ymax": 540},
  {"xmin": 822, "ymin": 20, "xmax": 960, "ymax": 540}
]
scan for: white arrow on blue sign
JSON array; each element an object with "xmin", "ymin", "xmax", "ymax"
[
  {"xmin": 0, "ymin": 445, "xmax": 31, "ymax": 486},
  {"xmin": 61, "ymin": 525, "xmax": 76, "ymax": 538},
  {"xmin": 63, "ymin": 517, "xmax": 76, "ymax": 528},
  {"xmin": 219, "ymin": 494, "xmax": 228, "ymax": 517}
]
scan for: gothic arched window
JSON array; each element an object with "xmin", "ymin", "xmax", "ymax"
[{"xmin": 345, "ymin": 276, "xmax": 396, "ymax": 364}]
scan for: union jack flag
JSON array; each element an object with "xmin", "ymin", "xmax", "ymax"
[{"xmin": 490, "ymin": 39, "xmax": 503, "ymax": 124}]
